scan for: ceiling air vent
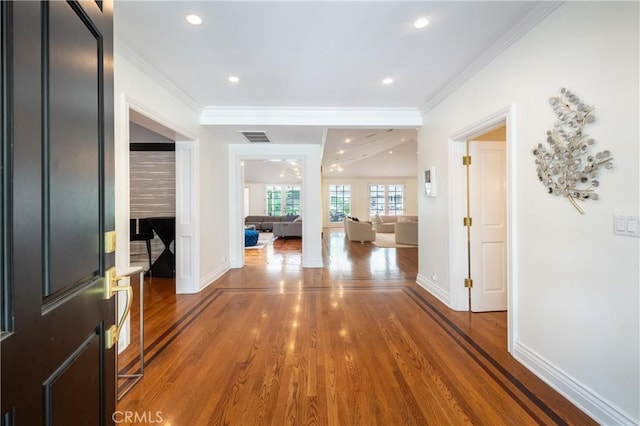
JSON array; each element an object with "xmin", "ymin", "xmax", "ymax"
[{"xmin": 240, "ymin": 131, "xmax": 271, "ymax": 143}]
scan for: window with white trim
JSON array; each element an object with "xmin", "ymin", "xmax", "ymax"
[
  {"xmin": 266, "ymin": 185, "xmax": 282, "ymax": 216},
  {"xmin": 329, "ymin": 185, "xmax": 351, "ymax": 223},
  {"xmin": 369, "ymin": 184, "xmax": 385, "ymax": 217},
  {"xmin": 369, "ymin": 184, "xmax": 405, "ymax": 216},
  {"xmin": 266, "ymin": 185, "xmax": 301, "ymax": 216},
  {"xmin": 284, "ymin": 186, "xmax": 301, "ymax": 215}
]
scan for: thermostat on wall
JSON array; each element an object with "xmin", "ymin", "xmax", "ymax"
[{"xmin": 424, "ymin": 167, "xmax": 437, "ymax": 197}]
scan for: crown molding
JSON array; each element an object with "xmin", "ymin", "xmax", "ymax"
[
  {"xmin": 419, "ymin": 1, "xmax": 564, "ymax": 116},
  {"xmin": 114, "ymin": 36, "xmax": 203, "ymax": 115},
  {"xmin": 200, "ymin": 107, "xmax": 422, "ymax": 127}
]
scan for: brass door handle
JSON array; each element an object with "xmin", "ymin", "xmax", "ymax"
[{"xmin": 104, "ymin": 268, "xmax": 133, "ymax": 349}]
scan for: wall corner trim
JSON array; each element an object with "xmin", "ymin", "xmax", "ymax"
[
  {"xmin": 513, "ymin": 341, "xmax": 638, "ymax": 426},
  {"xmin": 416, "ymin": 274, "xmax": 451, "ymax": 306},
  {"xmin": 200, "ymin": 106, "xmax": 423, "ymax": 127},
  {"xmin": 115, "ymin": 37, "xmax": 202, "ymax": 115},
  {"xmin": 199, "ymin": 265, "xmax": 230, "ymax": 292},
  {"xmin": 418, "ymin": 2, "xmax": 563, "ymax": 115}
]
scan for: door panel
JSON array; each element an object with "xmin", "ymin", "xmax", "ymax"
[
  {"xmin": 46, "ymin": 333, "xmax": 100, "ymax": 426},
  {"xmin": 469, "ymin": 141, "xmax": 507, "ymax": 312},
  {"xmin": 1, "ymin": 1, "xmax": 115, "ymax": 424},
  {"xmin": 480, "ymin": 241, "xmax": 506, "ymax": 292},
  {"xmin": 49, "ymin": 0, "xmax": 102, "ymax": 297}
]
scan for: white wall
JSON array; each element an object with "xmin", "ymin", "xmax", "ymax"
[
  {"xmin": 322, "ymin": 177, "xmax": 418, "ymax": 227},
  {"xmin": 198, "ymin": 127, "xmax": 230, "ymax": 289},
  {"xmin": 245, "ymin": 183, "xmax": 265, "ymax": 215},
  {"xmin": 418, "ymin": 2, "xmax": 638, "ymax": 424}
]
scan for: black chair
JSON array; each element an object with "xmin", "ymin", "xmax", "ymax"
[{"xmin": 130, "ymin": 218, "xmax": 154, "ymax": 275}]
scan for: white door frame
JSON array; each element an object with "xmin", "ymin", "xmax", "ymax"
[
  {"xmin": 228, "ymin": 144, "xmax": 324, "ymax": 269},
  {"xmin": 448, "ymin": 105, "xmax": 516, "ymax": 353},
  {"xmin": 115, "ymin": 95, "xmax": 200, "ymax": 294}
]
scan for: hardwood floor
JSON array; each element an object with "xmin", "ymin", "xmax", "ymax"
[{"xmin": 117, "ymin": 229, "xmax": 594, "ymax": 425}]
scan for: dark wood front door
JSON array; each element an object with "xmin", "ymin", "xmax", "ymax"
[{"xmin": 1, "ymin": 1, "xmax": 115, "ymax": 424}]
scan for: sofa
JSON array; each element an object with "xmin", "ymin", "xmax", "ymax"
[
  {"xmin": 371, "ymin": 215, "xmax": 419, "ymax": 233},
  {"xmin": 395, "ymin": 221, "xmax": 418, "ymax": 245},
  {"xmin": 273, "ymin": 221, "xmax": 302, "ymax": 238},
  {"xmin": 245, "ymin": 215, "xmax": 299, "ymax": 231},
  {"xmin": 344, "ymin": 218, "xmax": 376, "ymax": 243}
]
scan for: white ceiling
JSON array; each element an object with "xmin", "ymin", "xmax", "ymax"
[{"xmin": 114, "ymin": 1, "xmax": 551, "ymax": 179}]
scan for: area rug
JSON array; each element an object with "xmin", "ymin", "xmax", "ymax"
[
  {"xmin": 371, "ymin": 232, "xmax": 417, "ymax": 248},
  {"xmin": 245, "ymin": 232, "xmax": 276, "ymax": 250}
]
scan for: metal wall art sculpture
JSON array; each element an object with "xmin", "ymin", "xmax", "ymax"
[{"xmin": 533, "ymin": 88, "xmax": 613, "ymax": 214}]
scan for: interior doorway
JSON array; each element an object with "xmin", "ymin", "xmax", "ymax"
[
  {"xmin": 128, "ymin": 122, "xmax": 176, "ymax": 277},
  {"xmin": 465, "ymin": 133, "xmax": 507, "ymax": 312},
  {"xmin": 449, "ymin": 106, "xmax": 515, "ymax": 352},
  {"xmin": 117, "ymin": 106, "xmax": 200, "ymax": 294},
  {"xmin": 228, "ymin": 143, "xmax": 324, "ymax": 270}
]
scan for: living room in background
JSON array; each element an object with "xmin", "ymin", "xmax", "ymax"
[
  {"xmin": 329, "ymin": 184, "xmax": 351, "ymax": 223},
  {"xmin": 369, "ymin": 184, "xmax": 405, "ymax": 217}
]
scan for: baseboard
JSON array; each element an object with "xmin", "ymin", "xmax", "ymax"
[
  {"xmin": 513, "ymin": 341, "xmax": 637, "ymax": 425},
  {"xmin": 199, "ymin": 264, "xmax": 230, "ymax": 291},
  {"xmin": 416, "ymin": 274, "xmax": 450, "ymax": 306},
  {"xmin": 302, "ymin": 259, "xmax": 324, "ymax": 268}
]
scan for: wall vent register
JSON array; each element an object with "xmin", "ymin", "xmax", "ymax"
[{"xmin": 240, "ymin": 131, "xmax": 271, "ymax": 143}]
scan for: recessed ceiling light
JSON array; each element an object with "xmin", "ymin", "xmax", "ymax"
[
  {"xmin": 413, "ymin": 17, "xmax": 430, "ymax": 29},
  {"xmin": 401, "ymin": 138, "xmax": 406, "ymax": 142},
  {"xmin": 388, "ymin": 150, "xmax": 393, "ymax": 154},
  {"xmin": 185, "ymin": 13, "xmax": 203, "ymax": 26},
  {"xmin": 345, "ymin": 138, "xmax": 351, "ymax": 143},
  {"xmin": 382, "ymin": 78, "xmax": 394, "ymax": 85},
  {"xmin": 337, "ymin": 167, "xmax": 344, "ymax": 172},
  {"xmin": 228, "ymin": 76, "xmax": 240, "ymax": 83},
  {"xmin": 338, "ymin": 150, "xmax": 345, "ymax": 154},
  {"xmin": 279, "ymin": 173, "xmax": 284, "ymax": 178}
]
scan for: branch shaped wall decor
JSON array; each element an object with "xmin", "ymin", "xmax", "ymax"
[{"xmin": 533, "ymin": 88, "xmax": 613, "ymax": 214}]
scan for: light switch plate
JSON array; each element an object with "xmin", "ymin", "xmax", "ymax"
[{"xmin": 614, "ymin": 215, "xmax": 640, "ymax": 237}]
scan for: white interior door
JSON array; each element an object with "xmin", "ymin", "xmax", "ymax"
[
  {"xmin": 175, "ymin": 140, "xmax": 200, "ymax": 293},
  {"xmin": 469, "ymin": 140, "xmax": 507, "ymax": 312}
]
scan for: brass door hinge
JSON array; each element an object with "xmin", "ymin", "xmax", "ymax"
[
  {"xmin": 105, "ymin": 231, "xmax": 116, "ymax": 253},
  {"xmin": 463, "ymin": 217, "xmax": 473, "ymax": 227},
  {"xmin": 462, "ymin": 155, "xmax": 472, "ymax": 165},
  {"xmin": 464, "ymin": 278, "xmax": 474, "ymax": 288}
]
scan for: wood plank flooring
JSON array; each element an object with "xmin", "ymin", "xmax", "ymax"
[{"xmin": 117, "ymin": 230, "xmax": 595, "ymax": 425}]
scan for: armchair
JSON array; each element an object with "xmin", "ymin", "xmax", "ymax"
[{"xmin": 345, "ymin": 218, "xmax": 376, "ymax": 243}]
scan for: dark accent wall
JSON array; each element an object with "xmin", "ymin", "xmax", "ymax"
[{"xmin": 129, "ymin": 123, "xmax": 175, "ymax": 267}]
